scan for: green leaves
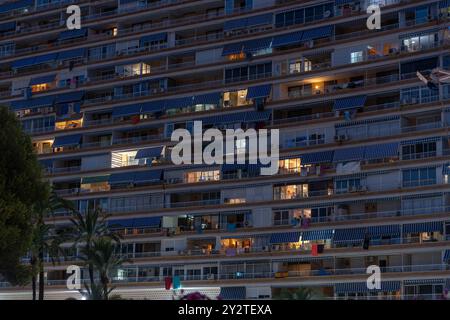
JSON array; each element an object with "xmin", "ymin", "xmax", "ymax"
[{"xmin": 0, "ymin": 106, "xmax": 49, "ymax": 284}]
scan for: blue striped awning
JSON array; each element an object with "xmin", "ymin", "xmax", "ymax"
[
  {"xmin": 34, "ymin": 53, "xmax": 58, "ymax": 65},
  {"xmin": 333, "ymin": 228, "xmax": 367, "ymax": 242},
  {"xmin": 246, "ymin": 84, "xmax": 272, "ymax": 99},
  {"xmin": 443, "ymin": 250, "xmax": 450, "ymax": 262},
  {"xmin": 403, "ymin": 221, "xmax": 443, "ymax": 233},
  {"xmin": 220, "ymin": 287, "xmax": 246, "ymax": 300},
  {"xmin": 107, "ymin": 218, "xmax": 134, "ymax": 229},
  {"xmin": 301, "ymin": 229, "xmax": 333, "ymax": 241},
  {"xmin": 244, "ymin": 110, "xmax": 271, "ymax": 122},
  {"xmin": 442, "ymin": 164, "xmax": 450, "ymax": 175},
  {"xmin": 134, "ymin": 169, "xmax": 163, "ymax": 184},
  {"xmin": 364, "ymin": 143, "xmax": 399, "ymax": 160},
  {"xmin": 367, "ymin": 225, "xmax": 401, "ymax": 237},
  {"xmin": 166, "ymin": 96, "xmax": 194, "ymax": 109},
  {"xmin": 0, "ymin": 0, "xmax": 33, "ymax": 13},
  {"xmin": 112, "ymin": 104, "xmax": 141, "ymax": 118},
  {"xmin": 58, "ymin": 28, "xmax": 87, "ymax": 41},
  {"xmin": 201, "ymin": 112, "xmax": 245, "ymax": 125},
  {"xmin": 29, "ymin": 74, "xmax": 56, "ymax": 85},
  {"xmin": 57, "ymin": 48, "xmax": 86, "ymax": 60},
  {"xmin": 221, "ymin": 163, "xmax": 266, "ymax": 173},
  {"xmin": 10, "ymin": 95, "xmax": 55, "ymax": 110},
  {"xmin": 52, "ymin": 134, "xmax": 82, "ymax": 148},
  {"xmin": 194, "ymin": 92, "xmax": 221, "ymax": 105},
  {"xmin": 11, "ymin": 56, "xmax": 36, "ymax": 68},
  {"xmin": 132, "ymin": 216, "xmax": 161, "ymax": 228},
  {"xmin": 301, "ymin": 150, "xmax": 334, "ymax": 164},
  {"xmin": 404, "ymin": 279, "xmax": 445, "ymax": 285},
  {"xmin": 222, "ymin": 42, "xmax": 244, "ymax": 56},
  {"xmin": 223, "ymin": 17, "xmax": 247, "ymax": 31},
  {"xmin": 400, "ymin": 136, "xmax": 441, "ymax": 145},
  {"xmin": 301, "ymin": 25, "xmax": 333, "ymax": 41},
  {"xmin": 335, "ymin": 281, "xmax": 400, "ymax": 293},
  {"xmin": 272, "ymin": 31, "xmax": 303, "ymax": 48},
  {"xmin": 55, "ymin": 91, "xmax": 84, "ymax": 104},
  {"xmin": 135, "ymin": 146, "xmax": 164, "ymax": 159},
  {"xmin": 242, "ymin": 37, "xmax": 272, "ymax": 53},
  {"xmin": 335, "ymin": 0, "xmax": 355, "ymax": 5},
  {"xmin": 440, "ymin": 0, "xmax": 450, "ymax": 8},
  {"xmin": 247, "ymin": 13, "xmax": 273, "ymax": 27},
  {"xmin": 0, "ymin": 21, "xmax": 16, "ymax": 32},
  {"xmin": 332, "ymin": 146, "xmax": 365, "ymax": 163},
  {"xmin": 333, "ymin": 95, "xmax": 367, "ymax": 111},
  {"xmin": 108, "ymin": 172, "xmax": 134, "ymax": 185},
  {"xmin": 224, "ymin": 13, "xmax": 273, "ymax": 31},
  {"xmin": 269, "ymin": 232, "xmax": 301, "ymax": 244},
  {"xmin": 139, "ymin": 33, "xmax": 167, "ymax": 45},
  {"xmin": 142, "ymin": 100, "xmax": 166, "ymax": 113},
  {"xmin": 335, "ymin": 115, "xmax": 400, "ymax": 128}
]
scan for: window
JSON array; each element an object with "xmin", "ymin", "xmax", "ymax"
[
  {"xmin": 311, "ymin": 207, "xmax": 333, "ymax": 222},
  {"xmin": 225, "ymin": 62, "xmax": 272, "ymax": 84},
  {"xmin": 350, "ymin": 51, "xmax": 363, "ymax": 63},
  {"xmin": 279, "ymin": 158, "xmax": 302, "ymax": 173},
  {"xmin": 402, "ymin": 167, "xmax": 436, "ymax": 187},
  {"xmin": 185, "ymin": 170, "xmax": 220, "ymax": 183},
  {"xmin": 335, "ymin": 178, "xmax": 361, "ymax": 194},
  {"xmin": 401, "ymin": 142, "xmax": 436, "ymax": 160},
  {"xmin": 289, "ymin": 59, "xmax": 302, "ymax": 74},
  {"xmin": 273, "ymin": 210, "xmax": 290, "ymax": 225},
  {"xmin": 273, "ymin": 184, "xmax": 309, "ymax": 200}
]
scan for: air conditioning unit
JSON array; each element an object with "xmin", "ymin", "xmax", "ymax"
[
  {"xmin": 334, "ymin": 134, "xmax": 349, "ymax": 142},
  {"xmin": 206, "ymin": 274, "xmax": 215, "ymax": 280}
]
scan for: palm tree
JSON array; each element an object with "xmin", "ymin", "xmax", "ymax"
[
  {"xmin": 82, "ymin": 237, "xmax": 128, "ymax": 300},
  {"xmin": 69, "ymin": 208, "xmax": 121, "ymax": 288},
  {"xmin": 30, "ymin": 190, "xmax": 74, "ymax": 300}
]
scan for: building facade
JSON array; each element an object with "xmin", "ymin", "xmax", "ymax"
[{"xmin": 1, "ymin": 0, "xmax": 450, "ymax": 300}]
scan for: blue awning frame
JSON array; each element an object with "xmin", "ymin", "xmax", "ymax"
[
  {"xmin": 246, "ymin": 84, "xmax": 272, "ymax": 99},
  {"xmin": 52, "ymin": 134, "xmax": 82, "ymax": 148},
  {"xmin": 29, "ymin": 74, "xmax": 56, "ymax": 85},
  {"xmin": 269, "ymin": 231, "xmax": 301, "ymax": 244},
  {"xmin": 135, "ymin": 146, "xmax": 164, "ymax": 159}
]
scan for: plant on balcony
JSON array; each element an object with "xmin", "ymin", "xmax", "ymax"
[
  {"xmin": 69, "ymin": 208, "xmax": 121, "ymax": 289},
  {"xmin": 0, "ymin": 106, "xmax": 51, "ymax": 294},
  {"xmin": 272, "ymin": 287, "xmax": 322, "ymax": 300}
]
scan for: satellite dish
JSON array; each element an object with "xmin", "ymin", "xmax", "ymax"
[{"xmin": 324, "ymin": 10, "xmax": 331, "ymax": 18}]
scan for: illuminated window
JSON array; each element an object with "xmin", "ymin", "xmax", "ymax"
[
  {"xmin": 113, "ymin": 27, "xmax": 118, "ymax": 37},
  {"xmin": 350, "ymin": 51, "xmax": 363, "ymax": 63},
  {"xmin": 31, "ymin": 83, "xmax": 50, "ymax": 92},
  {"xmin": 279, "ymin": 158, "xmax": 302, "ymax": 173},
  {"xmin": 289, "ymin": 59, "xmax": 302, "ymax": 73},
  {"xmin": 223, "ymin": 89, "xmax": 248, "ymax": 108},
  {"xmin": 185, "ymin": 170, "xmax": 220, "ymax": 183},
  {"xmin": 226, "ymin": 198, "xmax": 246, "ymax": 204}
]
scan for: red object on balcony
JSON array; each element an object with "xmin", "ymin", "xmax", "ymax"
[
  {"xmin": 312, "ymin": 244, "xmax": 318, "ymax": 256},
  {"xmin": 131, "ymin": 115, "xmax": 140, "ymax": 124},
  {"xmin": 164, "ymin": 277, "xmax": 172, "ymax": 290}
]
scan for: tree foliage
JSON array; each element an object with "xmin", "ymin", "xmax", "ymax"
[{"xmin": 0, "ymin": 106, "xmax": 49, "ymax": 285}]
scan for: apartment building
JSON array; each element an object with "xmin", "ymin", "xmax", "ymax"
[{"xmin": 0, "ymin": 0, "xmax": 450, "ymax": 300}]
